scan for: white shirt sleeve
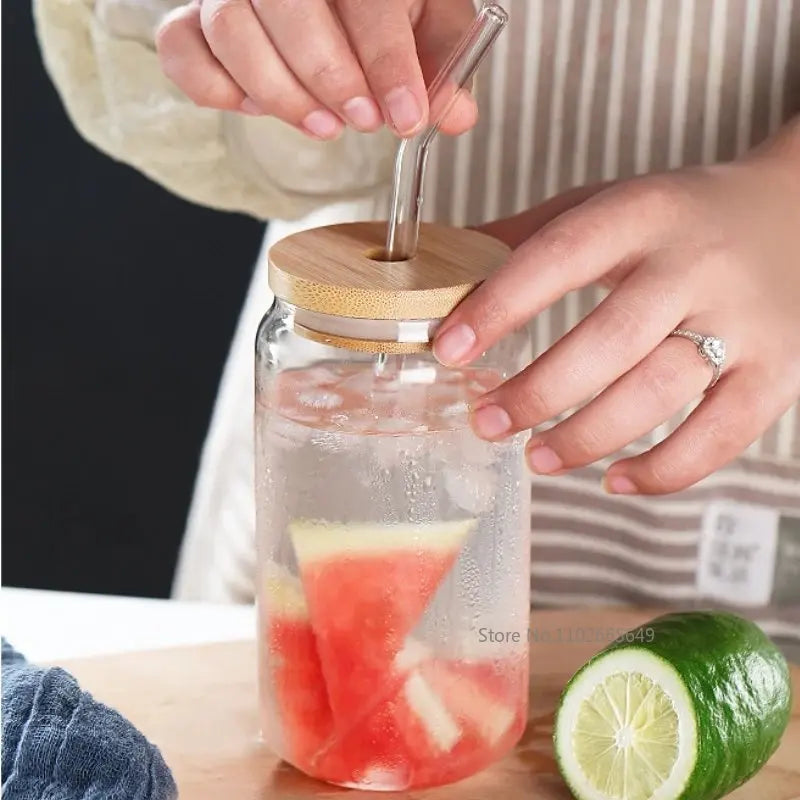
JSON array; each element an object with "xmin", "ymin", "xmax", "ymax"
[{"xmin": 32, "ymin": 0, "xmax": 397, "ymax": 222}]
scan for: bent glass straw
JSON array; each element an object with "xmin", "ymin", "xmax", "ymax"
[{"xmin": 384, "ymin": 3, "xmax": 508, "ymax": 262}]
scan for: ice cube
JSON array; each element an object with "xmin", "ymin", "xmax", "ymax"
[
  {"xmin": 469, "ymin": 380, "xmax": 490, "ymax": 396},
  {"xmin": 310, "ymin": 429, "xmax": 349, "ymax": 453},
  {"xmin": 371, "ymin": 417, "xmax": 419, "ymax": 434},
  {"xmin": 302, "ymin": 365, "xmax": 341, "ymax": 385},
  {"xmin": 331, "ymin": 410, "xmax": 374, "ymax": 433},
  {"xmin": 439, "ymin": 400, "xmax": 470, "ymax": 419},
  {"xmin": 298, "ymin": 389, "xmax": 344, "ymax": 410},
  {"xmin": 335, "ymin": 369, "xmax": 376, "ymax": 396},
  {"xmin": 398, "ymin": 365, "xmax": 438, "ymax": 385},
  {"xmin": 444, "ymin": 466, "xmax": 495, "ymax": 515},
  {"xmin": 403, "ymin": 671, "xmax": 461, "ymax": 752},
  {"xmin": 370, "ymin": 377, "xmax": 401, "ymax": 393},
  {"xmin": 370, "ymin": 433, "xmax": 406, "ymax": 470},
  {"xmin": 359, "ymin": 767, "xmax": 411, "ymax": 791},
  {"xmin": 394, "ymin": 637, "xmax": 433, "ymax": 671},
  {"xmin": 462, "ymin": 435, "xmax": 499, "ymax": 468}
]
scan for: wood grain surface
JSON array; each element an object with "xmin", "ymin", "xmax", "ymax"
[
  {"xmin": 55, "ymin": 608, "xmax": 800, "ymax": 800},
  {"xmin": 268, "ymin": 221, "xmax": 509, "ymax": 320}
]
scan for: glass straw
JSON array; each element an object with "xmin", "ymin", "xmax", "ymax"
[{"xmin": 384, "ymin": 3, "xmax": 508, "ymax": 262}]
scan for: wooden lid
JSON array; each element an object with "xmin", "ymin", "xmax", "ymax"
[{"xmin": 268, "ymin": 221, "xmax": 510, "ymax": 320}]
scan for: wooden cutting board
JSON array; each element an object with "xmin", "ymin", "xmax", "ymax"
[{"xmin": 56, "ymin": 608, "xmax": 800, "ymax": 800}]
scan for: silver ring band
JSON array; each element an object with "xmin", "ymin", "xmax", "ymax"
[{"xmin": 669, "ymin": 328, "xmax": 726, "ymax": 392}]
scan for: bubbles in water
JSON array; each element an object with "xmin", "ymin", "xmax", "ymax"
[{"xmin": 298, "ymin": 389, "xmax": 344, "ymax": 410}]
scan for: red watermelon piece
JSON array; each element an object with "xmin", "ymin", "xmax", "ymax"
[
  {"xmin": 313, "ymin": 663, "xmax": 464, "ymax": 789},
  {"xmin": 420, "ymin": 656, "xmax": 527, "ymax": 745},
  {"xmin": 414, "ymin": 655, "xmax": 528, "ymax": 785},
  {"xmin": 312, "ymin": 654, "xmax": 527, "ymax": 790},
  {"xmin": 289, "ymin": 519, "xmax": 474, "ymax": 727},
  {"xmin": 263, "ymin": 571, "xmax": 333, "ymax": 773}
]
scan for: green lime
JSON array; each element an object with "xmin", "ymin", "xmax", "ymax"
[{"xmin": 554, "ymin": 611, "xmax": 792, "ymax": 800}]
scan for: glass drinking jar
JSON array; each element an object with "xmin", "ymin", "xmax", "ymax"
[{"xmin": 255, "ymin": 221, "xmax": 532, "ymax": 791}]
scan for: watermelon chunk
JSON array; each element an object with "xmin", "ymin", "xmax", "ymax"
[
  {"xmin": 289, "ymin": 519, "xmax": 474, "ymax": 726},
  {"xmin": 263, "ymin": 570, "xmax": 333, "ymax": 772},
  {"xmin": 312, "ymin": 654, "xmax": 527, "ymax": 790},
  {"xmin": 313, "ymin": 667, "xmax": 463, "ymax": 790},
  {"xmin": 420, "ymin": 657, "xmax": 526, "ymax": 748},
  {"xmin": 412, "ymin": 656, "xmax": 528, "ymax": 786}
]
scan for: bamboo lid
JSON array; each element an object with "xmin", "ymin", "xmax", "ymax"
[{"xmin": 268, "ymin": 221, "xmax": 510, "ymax": 320}]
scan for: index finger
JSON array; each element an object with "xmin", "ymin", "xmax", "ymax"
[
  {"xmin": 432, "ymin": 180, "xmax": 683, "ymax": 367},
  {"xmin": 335, "ymin": 0, "xmax": 429, "ymax": 136}
]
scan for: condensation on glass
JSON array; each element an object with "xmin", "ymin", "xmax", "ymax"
[
  {"xmin": 254, "ymin": 219, "xmax": 532, "ymax": 790},
  {"xmin": 253, "ymin": 5, "xmax": 530, "ymax": 791}
]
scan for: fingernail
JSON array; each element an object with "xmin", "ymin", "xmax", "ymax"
[
  {"xmin": 603, "ymin": 474, "xmax": 639, "ymax": 495},
  {"xmin": 342, "ymin": 96, "xmax": 382, "ymax": 131},
  {"xmin": 385, "ymin": 86, "xmax": 423, "ymax": 134},
  {"xmin": 239, "ymin": 98, "xmax": 263, "ymax": 116},
  {"xmin": 471, "ymin": 404, "xmax": 512, "ymax": 440},
  {"xmin": 302, "ymin": 109, "xmax": 342, "ymax": 139},
  {"xmin": 433, "ymin": 324, "xmax": 476, "ymax": 366},
  {"xmin": 527, "ymin": 445, "xmax": 563, "ymax": 475}
]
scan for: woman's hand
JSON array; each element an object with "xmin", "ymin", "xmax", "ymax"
[
  {"xmin": 155, "ymin": 0, "xmax": 477, "ymax": 139},
  {"xmin": 434, "ymin": 118, "xmax": 800, "ymax": 495}
]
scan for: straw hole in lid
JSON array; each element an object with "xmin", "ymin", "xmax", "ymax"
[{"xmin": 364, "ymin": 246, "xmax": 409, "ymax": 264}]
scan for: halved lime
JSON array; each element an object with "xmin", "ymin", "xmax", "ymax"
[{"xmin": 554, "ymin": 612, "xmax": 792, "ymax": 800}]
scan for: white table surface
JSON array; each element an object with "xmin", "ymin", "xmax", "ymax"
[{"xmin": 2, "ymin": 587, "xmax": 256, "ymax": 662}]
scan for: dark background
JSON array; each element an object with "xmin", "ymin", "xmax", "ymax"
[{"xmin": 3, "ymin": 3, "xmax": 265, "ymax": 598}]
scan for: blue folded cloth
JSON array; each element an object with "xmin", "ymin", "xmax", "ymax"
[{"xmin": 2, "ymin": 639, "xmax": 178, "ymax": 800}]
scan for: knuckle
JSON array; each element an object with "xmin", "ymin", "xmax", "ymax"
[
  {"xmin": 364, "ymin": 48, "xmax": 408, "ymax": 87},
  {"xmin": 335, "ymin": 0, "xmax": 369, "ymax": 16},
  {"xmin": 154, "ymin": 17, "xmax": 180, "ymax": 56},
  {"xmin": 201, "ymin": 80, "xmax": 243, "ymax": 109},
  {"xmin": 203, "ymin": 0, "xmax": 249, "ymax": 41},
  {"xmin": 533, "ymin": 218, "xmax": 604, "ymax": 287},
  {"xmin": 639, "ymin": 457, "xmax": 686, "ymax": 492},
  {"xmin": 270, "ymin": 0, "xmax": 306, "ymax": 13},
  {"xmin": 156, "ymin": 51, "xmax": 198, "ymax": 98},
  {"xmin": 535, "ymin": 222, "xmax": 583, "ymax": 265},
  {"xmin": 626, "ymin": 176, "xmax": 689, "ymax": 225},
  {"xmin": 470, "ymin": 286, "xmax": 509, "ymax": 336},
  {"xmin": 559, "ymin": 423, "xmax": 607, "ymax": 465},
  {"xmin": 505, "ymin": 379, "xmax": 552, "ymax": 427},
  {"xmin": 173, "ymin": 67, "xmax": 242, "ymax": 109},
  {"xmin": 308, "ymin": 59, "xmax": 359, "ymax": 96},
  {"xmin": 596, "ymin": 298, "xmax": 643, "ymax": 346},
  {"xmin": 639, "ymin": 353, "xmax": 683, "ymax": 404}
]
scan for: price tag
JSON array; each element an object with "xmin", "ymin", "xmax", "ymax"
[{"xmin": 697, "ymin": 501, "xmax": 780, "ymax": 607}]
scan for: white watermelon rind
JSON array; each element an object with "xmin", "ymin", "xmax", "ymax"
[{"xmin": 289, "ymin": 519, "xmax": 476, "ymax": 563}]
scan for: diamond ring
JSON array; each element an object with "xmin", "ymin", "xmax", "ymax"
[{"xmin": 669, "ymin": 328, "xmax": 726, "ymax": 392}]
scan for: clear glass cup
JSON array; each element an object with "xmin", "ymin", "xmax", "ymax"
[{"xmin": 254, "ymin": 296, "xmax": 532, "ymax": 791}]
